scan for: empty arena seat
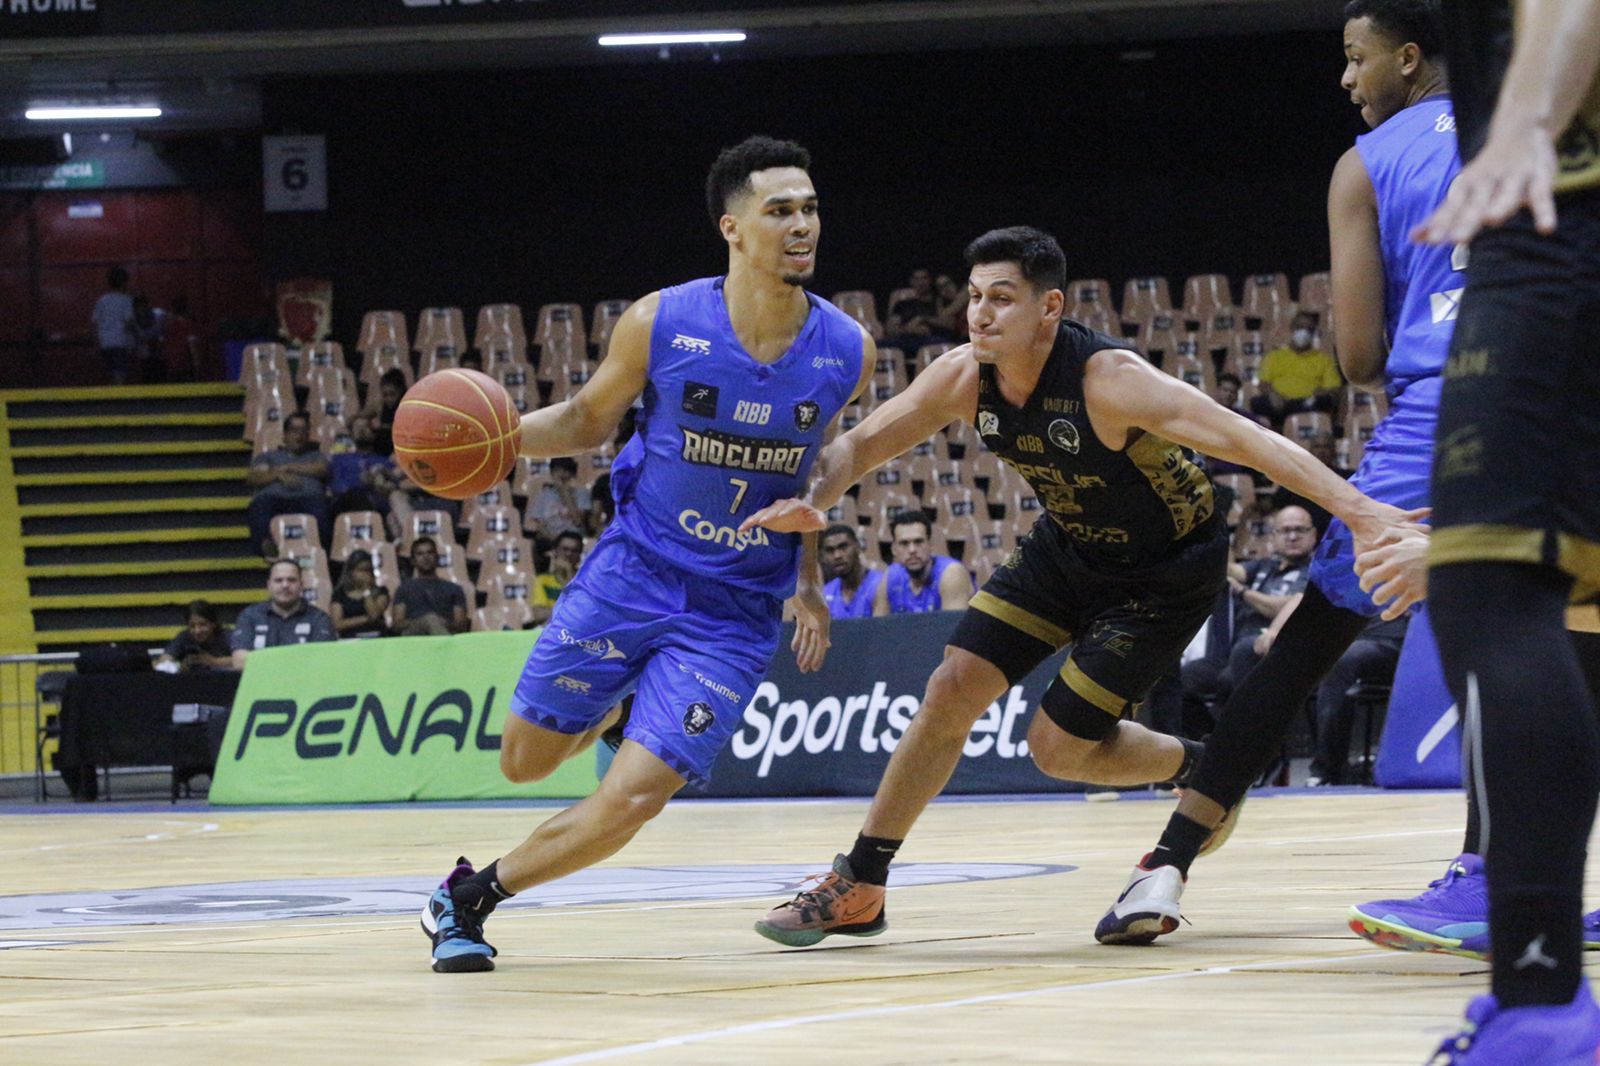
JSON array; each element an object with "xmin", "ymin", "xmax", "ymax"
[
  {"xmin": 511, "ymin": 456, "xmax": 552, "ymax": 498},
  {"xmin": 415, "ymin": 307, "xmax": 468, "ymax": 359},
  {"xmin": 464, "ymin": 503, "xmax": 521, "ymax": 562},
  {"xmin": 474, "ymin": 604, "xmax": 532, "ymax": 632},
  {"xmin": 294, "ymin": 341, "xmax": 348, "ymax": 388},
  {"xmin": 1182, "ymin": 273, "xmax": 1235, "ymax": 317},
  {"xmin": 330, "ymin": 511, "xmax": 384, "ymax": 563},
  {"xmin": 1242, "ymin": 272, "xmax": 1294, "ymax": 322},
  {"xmin": 402, "ymin": 510, "xmax": 459, "ymax": 555},
  {"xmin": 312, "ymin": 415, "xmax": 351, "ymax": 453},
  {"xmin": 534, "ymin": 303, "xmax": 588, "ymax": 352},
  {"xmin": 830, "ymin": 290, "xmax": 883, "ymax": 339},
  {"xmin": 271, "ymin": 512, "xmax": 321, "ymax": 551},
  {"xmin": 938, "ymin": 515, "xmax": 984, "ymax": 562},
  {"xmin": 928, "ymin": 485, "xmax": 982, "ymax": 525},
  {"xmin": 1121, "ymin": 275, "xmax": 1173, "ymax": 320},
  {"xmin": 871, "ymin": 348, "xmax": 907, "ymax": 404},
  {"xmin": 590, "ymin": 299, "xmax": 633, "ymax": 357},
  {"xmin": 823, "ymin": 494, "xmax": 860, "ymax": 529},
  {"xmin": 1284, "ymin": 411, "xmax": 1335, "ymax": 445},
  {"xmin": 241, "ymin": 342, "xmax": 292, "ymax": 384},
  {"xmin": 917, "ymin": 342, "xmax": 954, "ymax": 369},
  {"xmin": 1135, "ymin": 311, "xmax": 1185, "ymax": 365},
  {"xmin": 1297, "ymin": 271, "xmax": 1332, "ymax": 315},
  {"xmin": 357, "ymin": 310, "xmax": 409, "ymax": 360},
  {"xmin": 305, "ymin": 365, "xmax": 359, "ymax": 422},
  {"xmin": 359, "ymin": 342, "xmax": 413, "ymax": 389},
  {"xmin": 473, "ymin": 303, "xmax": 527, "ymax": 352},
  {"xmin": 1221, "ymin": 331, "xmax": 1268, "ymax": 385},
  {"xmin": 1167, "ymin": 350, "xmax": 1215, "ymax": 395}
]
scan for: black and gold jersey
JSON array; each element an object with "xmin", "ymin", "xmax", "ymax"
[
  {"xmin": 974, "ymin": 319, "xmax": 1217, "ymax": 567},
  {"xmin": 1444, "ymin": 0, "xmax": 1600, "ymax": 194}
]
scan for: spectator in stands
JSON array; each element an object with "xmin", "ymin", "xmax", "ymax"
[
  {"xmin": 328, "ymin": 415, "xmax": 399, "ymax": 519},
  {"xmin": 160, "ymin": 294, "xmax": 201, "ymax": 381},
  {"xmin": 1214, "ymin": 371, "xmax": 1245, "ymax": 413},
  {"xmin": 329, "ymin": 548, "xmax": 390, "ymax": 638},
  {"xmin": 875, "ymin": 512, "xmax": 974, "ymax": 615},
  {"xmin": 587, "ymin": 471, "xmax": 614, "ymax": 534},
  {"xmin": 1250, "ymin": 311, "xmax": 1342, "ymax": 425},
  {"xmin": 1180, "ymin": 505, "xmax": 1316, "ymax": 725},
  {"xmin": 933, "ymin": 273, "xmax": 970, "ymax": 341},
  {"xmin": 885, "ymin": 268, "xmax": 955, "ymax": 353},
  {"xmin": 91, "ymin": 266, "xmax": 136, "ymax": 385},
  {"xmin": 1307, "ymin": 613, "xmax": 1409, "ymax": 786},
  {"xmin": 821, "ymin": 523, "xmax": 883, "ymax": 619},
  {"xmin": 154, "ymin": 599, "xmax": 234, "ymax": 673},
  {"xmin": 527, "ymin": 456, "xmax": 590, "ymax": 541},
  {"xmin": 361, "ymin": 367, "xmax": 407, "ymax": 456},
  {"xmin": 230, "ymin": 559, "xmax": 336, "ymax": 668},
  {"xmin": 246, "ymin": 412, "xmax": 330, "ymax": 560},
  {"xmin": 391, "ymin": 536, "xmax": 468, "ymax": 635},
  {"xmin": 132, "ymin": 295, "xmax": 162, "ymax": 383},
  {"xmin": 530, "ymin": 529, "xmax": 583, "ymax": 626}
]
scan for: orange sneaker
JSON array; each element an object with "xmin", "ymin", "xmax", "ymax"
[{"xmin": 754, "ymin": 854, "xmax": 888, "ymax": 947}]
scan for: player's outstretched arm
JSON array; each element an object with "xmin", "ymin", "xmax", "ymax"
[
  {"xmin": 741, "ymin": 346, "xmax": 979, "ymax": 534},
  {"xmin": 1083, "ymin": 350, "xmax": 1422, "ymax": 554},
  {"xmin": 1327, "ymin": 147, "xmax": 1389, "ymax": 391},
  {"xmin": 517, "ymin": 294, "xmax": 657, "ymax": 458},
  {"xmin": 1417, "ymin": 0, "xmax": 1600, "ymax": 243}
]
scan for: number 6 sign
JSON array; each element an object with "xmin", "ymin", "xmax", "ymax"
[{"xmin": 263, "ymin": 135, "xmax": 327, "ymax": 212}]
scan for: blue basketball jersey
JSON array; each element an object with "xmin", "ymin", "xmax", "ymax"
[
  {"xmin": 1355, "ymin": 96, "xmax": 1466, "ymax": 391},
  {"xmin": 608, "ymin": 277, "xmax": 863, "ymax": 598},
  {"xmin": 883, "ymin": 556, "xmax": 970, "ymax": 614}
]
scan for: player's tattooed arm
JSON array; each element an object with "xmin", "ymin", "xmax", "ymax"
[
  {"xmin": 517, "ymin": 293, "xmax": 656, "ymax": 458},
  {"xmin": 1082, "ymin": 349, "xmax": 1426, "ymax": 555}
]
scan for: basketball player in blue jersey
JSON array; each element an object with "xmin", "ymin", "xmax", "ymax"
[
  {"xmin": 1094, "ymin": 0, "xmax": 1465, "ymax": 947},
  {"xmin": 738, "ymin": 226, "xmax": 1416, "ymax": 947},
  {"xmin": 419, "ymin": 135, "xmax": 874, "ymax": 972}
]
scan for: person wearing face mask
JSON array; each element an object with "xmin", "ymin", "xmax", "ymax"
[{"xmin": 1250, "ymin": 310, "xmax": 1344, "ymax": 426}]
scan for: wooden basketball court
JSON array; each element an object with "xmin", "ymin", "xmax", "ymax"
[{"xmin": 2, "ymin": 789, "xmax": 1574, "ymax": 1064}]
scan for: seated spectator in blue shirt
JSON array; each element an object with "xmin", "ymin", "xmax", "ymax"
[
  {"xmin": 154, "ymin": 599, "xmax": 234, "ymax": 673},
  {"xmin": 328, "ymin": 415, "xmax": 399, "ymax": 521},
  {"xmin": 820, "ymin": 523, "xmax": 884, "ymax": 620},
  {"xmin": 391, "ymin": 537, "xmax": 468, "ymax": 636},
  {"xmin": 875, "ymin": 513, "xmax": 974, "ymax": 615},
  {"xmin": 229, "ymin": 559, "xmax": 337, "ymax": 669},
  {"xmin": 247, "ymin": 412, "xmax": 330, "ymax": 559}
]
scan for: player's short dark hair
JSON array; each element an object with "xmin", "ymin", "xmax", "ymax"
[
  {"xmin": 705, "ymin": 135, "xmax": 812, "ymax": 225},
  {"xmin": 411, "ymin": 536, "xmax": 437, "ymax": 555},
  {"xmin": 283, "ymin": 411, "xmax": 310, "ymax": 431},
  {"xmin": 379, "ymin": 368, "xmax": 407, "ymax": 392},
  {"xmin": 822, "ymin": 523, "xmax": 857, "ymax": 544},
  {"xmin": 964, "ymin": 226, "xmax": 1067, "ymax": 294},
  {"xmin": 185, "ymin": 598, "xmax": 220, "ymax": 623},
  {"xmin": 1217, "ymin": 372, "xmax": 1242, "ymax": 388},
  {"xmin": 549, "ymin": 456, "xmax": 578, "ymax": 476},
  {"xmin": 889, "ymin": 511, "xmax": 931, "ymax": 539},
  {"xmin": 554, "ymin": 529, "xmax": 583, "ymax": 549},
  {"xmin": 1344, "ymin": 0, "xmax": 1444, "ymax": 59},
  {"xmin": 268, "ymin": 558, "xmax": 302, "ymax": 581}
]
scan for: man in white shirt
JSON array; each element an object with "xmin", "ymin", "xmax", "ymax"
[{"xmin": 90, "ymin": 268, "xmax": 136, "ymax": 385}]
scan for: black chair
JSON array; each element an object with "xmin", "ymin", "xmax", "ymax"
[
  {"xmin": 1346, "ymin": 679, "xmax": 1393, "ymax": 785},
  {"xmin": 34, "ymin": 670, "xmax": 74, "ymax": 802}
]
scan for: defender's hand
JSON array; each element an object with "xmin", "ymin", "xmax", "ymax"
[
  {"xmin": 1355, "ymin": 523, "xmax": 1432, "ymax": 621},
  {"xmin": 788, "ymin": 584, "xmax": 831, "ymax": 673},
  {"xmin": 1414, "ymin": 124, "xmax": 1559, "ymax": 245},
  {"xmin": 740, "ymin": 498, "xmax": 827, "ymax": 535}
]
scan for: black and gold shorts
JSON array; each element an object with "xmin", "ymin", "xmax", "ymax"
[
  {"xmin": 1431, "ymin": 187, "xmax": 1600, "ymax": 604},
  {"xmin": 949, "ymin": 514, "xmax": 1228, "ymax": 719}
]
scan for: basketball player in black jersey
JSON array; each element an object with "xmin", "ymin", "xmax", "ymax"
[
  {"xmin": 1360, "ymin": 2, "xmax": 1600, "ymax": 1059},
  {"xmin": 738, "ymin": 226, "xmax": 1418, "ymax": 947}
]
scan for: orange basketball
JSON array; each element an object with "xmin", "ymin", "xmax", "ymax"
[{"xmin": 392, "ymin": 368, "xmax": 521, "ymax": 500}]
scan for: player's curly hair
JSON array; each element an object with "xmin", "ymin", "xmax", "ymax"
[
  {"xmin": 964, "ymin": 226, "xmax": 1067, "ymax": 295},
  {"xmin": 705, "ymin": 135, "xmax": 812, "ymax": 225},
  {"xmin": 1343, "ymin": 0, "xmax": 1443, "ymax": 59}
]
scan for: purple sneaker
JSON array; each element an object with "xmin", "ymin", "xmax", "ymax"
[
  {"xmin": 1428, "ymin": 980, "xmax": 1600, "ymax": 1064},
  {"xmin": 1348, "ymin": 854, "xmax": 1488, "ymax": 960}
]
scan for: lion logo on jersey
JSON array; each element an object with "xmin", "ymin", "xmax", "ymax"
[
  {"xmin": 793, "ymin": 401, "xmax": 820, "ymax": 431},
  {"xmin": 683, "ymin": 701, "xmax": 716, "ymax": 737},
  {"xmin": 1048, "ymin": 418, "xmax": 1080, "ymax": 454}
]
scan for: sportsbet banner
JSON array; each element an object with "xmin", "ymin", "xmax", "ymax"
[
  {"xmin": 211, "ymin": 615, "xmax": 1081, "ymax": 804},
  {"xmin": 210, "ymin": 630, "xmax": 598, "ymax": 804}
]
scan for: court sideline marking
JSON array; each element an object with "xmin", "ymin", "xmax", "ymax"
[{"xmin": 522, "ymin": 952, "xmax": 1405, "ymax": 1065}]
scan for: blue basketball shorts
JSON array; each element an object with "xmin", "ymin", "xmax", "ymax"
[
  {"xmin": 1309, "ymin": 375, "xmax": 1440, "ymax": 616},
  {"xmin": 510, "ymin": 531, "xmax": 782, "ymax": 787}
]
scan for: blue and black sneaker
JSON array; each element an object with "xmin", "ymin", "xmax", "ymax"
[
  {"xmin": 420, "ymin": 856, "xmax": 498, "ymax": 973},
  {"xmin": 1428, "ymin": 979, "xmax": 1600, "ymax": 1064}
]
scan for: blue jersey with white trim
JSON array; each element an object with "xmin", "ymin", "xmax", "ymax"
[
  {"xmin": 608, "ymin": 276, "xmax": 863, "ymax": 598},
  {"xmin": 1355, "ymin": 96, "xmax": 1466, "ymax": 390}
]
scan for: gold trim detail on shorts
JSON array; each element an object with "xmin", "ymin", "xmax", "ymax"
[
  {"xmin": 1431, "ymin": 525, "xmax": 1600, "ymax": 603},
  {"xmin": 969, "ymin": 590, "xmax": 1071, "ymax": 648},
  {"xmin": 1060, "ymin": 657, "xmax": 1127, "ymax": 716},
  {"xmin": 1559, "ymin": 533, "xmax": 1600, "ymax": 588},
  {"xmin": 1568, "ymin": 605, "xmax": 1600, "ymax": 634}
]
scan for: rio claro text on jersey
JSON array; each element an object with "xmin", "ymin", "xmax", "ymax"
[{"xmin": 679, "ymin": 426, "xmax": 809, "ymax": 477}]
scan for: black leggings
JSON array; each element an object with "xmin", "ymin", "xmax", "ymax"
[{"xmin": 1187, "ymin": 583, "xmax": 1370, "ymax": 811}]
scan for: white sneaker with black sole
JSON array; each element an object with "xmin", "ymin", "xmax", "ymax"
[{"xmin": 1095, "ymin": 856, "xmax": 1184, "ymax": 945}]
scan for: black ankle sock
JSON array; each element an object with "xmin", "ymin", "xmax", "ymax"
[
  {"xmin": 846, "ymin": 833, "xmax": 903, "ymax": 886},
  {"xmin": 1145, "ymin": 814, "xmax": 1211, "ymax": 877},
  {"xmin": 1491, "ymin": 893, "xmax": 1583, "ymax": 1008},
  {"xmin": 452, "ymin": 859, "xmax": 515, "ymax": 917},
  {"xmin": 1171, "ymin": 737, "xmax": 1204, "ymax": 787}
]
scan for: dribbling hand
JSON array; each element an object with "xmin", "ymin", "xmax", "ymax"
[
  {"xmin": 1355, "ymin": 522, "xmax": 1432, "ymax": 622},
  {"xmin": 739, "ymin": 498, "xmax": 826, "ymax": 535}
]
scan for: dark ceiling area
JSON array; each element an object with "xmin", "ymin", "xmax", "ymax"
[{"xmin": 0, "ymin": 1, "xmax": 1339, "ymax": 136}]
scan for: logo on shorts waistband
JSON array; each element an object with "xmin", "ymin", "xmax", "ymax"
[
  {"xmin": 683, "ymin": 701, "xmax": 716, "ymax": 736},
  {"xmin": 554, "ymin": 675, "xmax": 592, "ymax": 695}
]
